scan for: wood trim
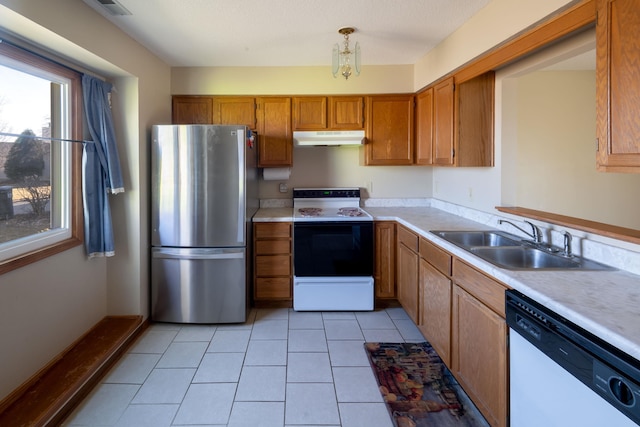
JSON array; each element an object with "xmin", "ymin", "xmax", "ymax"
[
  {"xmin": 0, "ymin": 316, "xmax": 145, "ymax": 427},
  {"xmin": 496, "ymin": 206, "xmax": 640, "ymax": 245}
]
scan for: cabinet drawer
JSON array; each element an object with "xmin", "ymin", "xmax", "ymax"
[
  {"xmin": 419, "ymin": 238, "xmax": 452, "ymax": 276},
  {"xmin": 254, "ymin": 222, "xmax": 291, "ymax": 239},
  {"xmin": 397, "ymin": 225, "xmax": 419, "ymax": 252},
  {"xmin": 255, "ymin": 254, "xmax": 291, "ymax": 276},
  {"xmin": 255, "ymin": 239, "xmax": 290, "ymax": 255},
  {"xmin": 453, "ymin": 259, "xmax": 508, "ymax": 317},
  {"xmin": 255, "ymin": 277, "xmax": 291, "ymax": 299}
]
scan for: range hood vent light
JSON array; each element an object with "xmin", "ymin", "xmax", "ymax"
[
  {"xmin": 89, "ymin": 0, "xmax": 132, "ymax": 16},
  {"xmin": 293, "ymin": 130, "xmax": 365, "ymax": 147}
]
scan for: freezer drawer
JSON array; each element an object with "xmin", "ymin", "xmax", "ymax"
[{"xmin": 151, "ymin": 247, "xmax": 247, "ymax": 323}]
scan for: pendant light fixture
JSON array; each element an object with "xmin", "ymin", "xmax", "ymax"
[{"xmin": 332, "ymin": 27, "xmax": 361, "ymax": 80}]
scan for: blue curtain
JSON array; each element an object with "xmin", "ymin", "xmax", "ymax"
[{"xmin": 81, "ymin": 74, "xmax": 124, "ymax": 258}]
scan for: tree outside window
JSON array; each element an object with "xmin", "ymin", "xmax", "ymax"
[{"xmin": 0, "ymin": 41, "xmax": 83, "ymax": 272}]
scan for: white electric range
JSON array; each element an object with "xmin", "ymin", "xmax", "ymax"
[{"xmin": 292, "ymin": 188, "xmax": 374, "ymax": 311}]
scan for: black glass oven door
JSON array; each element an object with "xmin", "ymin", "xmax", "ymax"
[{"xmin": 293, "ymin": 221, "xmax": 373, "ymax": 277}]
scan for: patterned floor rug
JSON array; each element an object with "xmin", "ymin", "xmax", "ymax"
[{"xmin": 364, "ymin": 342, "xmax": 490, "ymax": 427}]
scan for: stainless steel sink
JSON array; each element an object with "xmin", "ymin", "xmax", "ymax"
[
  {"xmin": 430, "ymin": 230, "xmax": 614, "ymax": 271},
  {"xmin": 470, "ymin": 246, "xmax": 613, "ymax": 270},
  {"xmin": 431, "ymin": 230, "xmax": 522, "ymax": 249}
]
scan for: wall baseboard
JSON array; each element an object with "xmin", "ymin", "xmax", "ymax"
[{"xmin": 0, "ymin": 315, "xmax": 146, "ymax": 427}]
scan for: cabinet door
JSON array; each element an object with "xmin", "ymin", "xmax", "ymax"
[
  {"xmin": 292, "ymin": 96, "xmax": 327, "ymax": 130},
  {"xmin": 419, "ymin": 258, "xmax": 452, "ymax": 367},
  {"xmin": 596, "ymin": 0, "xmax": 640, "ymax": 172},
  {"xmin": 433, "ymin": 77, "xmax": 455, "ymax": 165},
  {"xmin": 452, "ymin": 285, "xmax": 508, "ymax": 427},
  {"xmin": 396, "ymin": 228, "xmax": 419, "ymax": 323},
  {"xmin": 455, "ymin": 72, "xmax": 494, "ymax": 167},
  {"xmin": 172, "ymin": 96, "xmax": 214, "ymax": 124},
  {"xmin": 415, "ymin": 88, "xmax": 434, "ymax": 165},
  {"xmin": 256, "ymin": 97, "xmax": 292, "ymax": 167},
  {"xmin": 365, "ymin": 95, "xmax": 415, "ymax": 165},
  {"xmin": 374, "ymin": 222, "xmax": 396, "ymax": 299},
  {"xmin": 329, "ymin": 96, "xmax": 364, "ymax": 129},
  {"xmin": 214, "ymin": 97, "xmax": 256, "ymax": 129}
]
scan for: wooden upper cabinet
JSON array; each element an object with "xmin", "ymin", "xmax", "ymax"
[
  {"xmin": 329, "ymin": 96, "xmax": 364, "ymax": 129},
  {"xmin": 292, "ymin": 96, "xmax": 364, "ymax": 130},
  {"xmin": 292, "ymin": 96, "xmax": 327, "ymax": 129},
  {"xmin": 455, "ymin": 71, "xmax": 495, "ymax": 167},
  {"xmin": 214, "ymin": 97, "xmax": 256, "ymax": 129},
  {"xmin": 172, "ymin": 95, "xmax": 256, "ymax": 128},
  {"xmin": 415, "ymin": 88, "xmax": 434, "ymax": 165},
  {"xmin": 433, "ymin": 77, "xmax": 455, "ymax": 166},
  {"xmin": 256, "ymin": 97, "xmax": 292, "ymax": 167},
  {"xmin": 365, "ymin": 94, "xmax": 415, "ymax": 165},
  {"xmin": 172, "ymin": 96, "xmax": 214, "ymax": 124},
  {"xmin": 596, "ymin": 0, "xmax": 640, "ymax": 172},
  {"xmin": 421, "ymin": 71, "xmax": 494, "ymax": 167}
]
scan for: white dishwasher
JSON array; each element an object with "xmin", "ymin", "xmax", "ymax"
[{"xmin": 506, "ymin": 290, "xmax": 640, "ymax": 427}]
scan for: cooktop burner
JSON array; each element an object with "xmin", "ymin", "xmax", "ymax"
[
  {"xmin": 298, "ymin": 207, "xmax": 323, "ymax": 217},
  {"xmin": 337, "ymin": 207, "xmax": 365, "ymax": 217},
  {"xmin": 293, "ymin": 188, "xmax": 372, "ymax": 222}
]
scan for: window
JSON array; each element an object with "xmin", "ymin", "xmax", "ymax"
[{"xmin": 0, "ymin": 41, "xmax": 83, "ymax": 273}]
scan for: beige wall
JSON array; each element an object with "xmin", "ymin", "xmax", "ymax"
[
  {"xmin": 413, "ymin": 0, "xmax": 575, "ymax": 89},
  {"xmin": 0, "ymin": 0, "xmax": 171, "ymax": 400},
  {"xmin": 507, "ymin": 70, "xmax": 640, "ymax": 230},
  {"xmin": 171, "ymin": 65, "xmax": 414, "ymax": 95}
]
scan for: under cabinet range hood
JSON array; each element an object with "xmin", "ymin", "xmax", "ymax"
[{"xmin": 293, "ymin": 130, "xmax": 365, "ymax": 147}]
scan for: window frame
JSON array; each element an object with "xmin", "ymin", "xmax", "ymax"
[{"xmin": 0, "ymin": 41, "xmax": 83, "ymax": 275}]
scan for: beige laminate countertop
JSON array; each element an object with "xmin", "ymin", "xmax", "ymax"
[{"xmin": 254, "ymin": 206, "xmax": 640, "ymax": 361}]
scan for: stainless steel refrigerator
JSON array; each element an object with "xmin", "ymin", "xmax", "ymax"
[{"xmin": 150, "ymin": 125, "xmax": 258, "ymax": 323}]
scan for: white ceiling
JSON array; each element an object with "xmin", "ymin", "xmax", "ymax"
[{"xmin": 83, "ymin": 0, "xmax": 492, "ymax": 67}]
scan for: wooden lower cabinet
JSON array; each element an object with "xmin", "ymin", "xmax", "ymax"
[
  {"xmin": 419, "ymin": 258, "xmax": 452, "ymax": 367},
  {"xmin": 253, "ymin": 222, "xmax": 292, "ymax": 306},
  {"xmin": 374, "ymin": 221, "xmax": 396, "ymax": 300},
  {"xmin": 396, "ymin": 225, "xmax": 419, "ymax": 323},
  {"xmin": 418, "ymin": 236, "xmax": 453, "ymax": 366},
  {"xmin": 452, "ymin": 260, "xmax": 508, "ymax": 427}
]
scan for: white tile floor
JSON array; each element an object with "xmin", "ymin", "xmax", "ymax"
[{"xmin": 63, "ymin": 307, "xmax": 426, "ymax": 427}]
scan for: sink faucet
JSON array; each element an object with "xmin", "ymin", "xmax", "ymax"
[
  {"xmin": 498, "ymin": 219, "xmax": 542, "ymax": 243},
  {"xmin": 563, "ymin": 231, "xmax": 573, "ymax": 257}
]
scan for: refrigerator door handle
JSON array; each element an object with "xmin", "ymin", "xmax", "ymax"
[
  {"xmin": 152, "ymin": 249, "xmax": 244, "ymax": 260},
  {"xmin": 236, "ymin": 128, "xmax": 244, "ymax": 243}
]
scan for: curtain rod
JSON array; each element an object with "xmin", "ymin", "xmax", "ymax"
[
  {"xmin": 0, "ymin": 36, "xmax": 105, "ymax": 82},
  {"xmin": 0, "ymin": 131, "xmax": 92, "ymax": 144}
]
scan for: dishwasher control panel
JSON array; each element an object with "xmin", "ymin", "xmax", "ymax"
[
  {"xmin": 506, "ymin": 289, "xmax": 640, "ymax": 426},
  {"xmin": 594, "ymin": 359, "xmax": 640, "ymax": 421}
]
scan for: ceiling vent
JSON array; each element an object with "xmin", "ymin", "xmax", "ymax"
[{"xmin": 91, "ymin": 0, "xmax": 132, "ymax": 16}]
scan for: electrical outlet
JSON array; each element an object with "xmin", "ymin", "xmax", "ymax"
[{"xmin": 279, "ymin": 183, "xmax": 287, "ymax": 193}]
